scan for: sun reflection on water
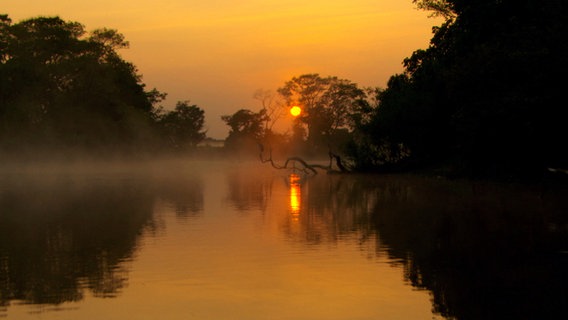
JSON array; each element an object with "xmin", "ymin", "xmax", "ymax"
[{"xmin": 289, "ymin": 173, "xmax": 301, "ymax": 220}]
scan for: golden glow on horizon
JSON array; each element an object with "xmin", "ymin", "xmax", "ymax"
[
  {"xmin": 290, "ymin": 106, "xmax": 302, "ymax": 117},
  {"xmin": 289, "ymin": 173, "xmax": 301, "ymax": 220}
]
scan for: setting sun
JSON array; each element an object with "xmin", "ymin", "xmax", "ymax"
[{"xmin": 290, "ymin": 106, "xmax": 302, "ymax": 117}]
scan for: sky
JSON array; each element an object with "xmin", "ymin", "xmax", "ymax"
[{"xmin": 3, "ymin": 0, "xmax": 441, "ymax": 139}]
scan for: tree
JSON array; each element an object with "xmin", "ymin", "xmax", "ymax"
[
  {"xmin": 221, "ymin": 109, "xmax": 267, "ymax": 152},
  {"xmin": 277, "ymin": 74, "xmax": 368, "ymax": 152},
  {"xmin": 0, "ymin": 15, "xmax": 163, "ymax": 153},
  {"xmin": 413, "ymin": 0, "xmax": 456, "ymax": 20},
  {"xmin": 253, "ymin": 88, "xmax": 285, "ymax": 133},
  {"xmin": 354, "ymin": 0, "xmax": 568, "ymax": 178},
  {"xmin": 160, "ymin": 101, "xmax": 206, "ymax": 150}
]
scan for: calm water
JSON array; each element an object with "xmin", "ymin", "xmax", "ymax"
[{"xmin": 1, "ymin": 160, "xmax": 567, "ymax": 319}]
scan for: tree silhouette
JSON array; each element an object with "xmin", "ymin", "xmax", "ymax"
[
  {"xmin": 352, "ymin": 0, "xmax": 568, "ymax": 178},
  {"xmin": 277, "ymin": 74, "xmax": 368, "ymax": 152},
  {"xmin": 159, "ymin": 101, "xmax": 206, "ymax": 150},
  {"xmin": 221, "ymin": 109, "xmax": 267, "ymax": 153},
  {"xmin": 0, "ymin": 15, "xmax": 166, "ymax": 154}
]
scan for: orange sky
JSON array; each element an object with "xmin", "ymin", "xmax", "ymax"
[{"xmin": 3, "ymin": 0, "xmax": 440, "ymax": 138}]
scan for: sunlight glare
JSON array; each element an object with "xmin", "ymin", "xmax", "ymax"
[{"xmin": 290, "ymin": 106, "xmax": 302, "ymax": 117}]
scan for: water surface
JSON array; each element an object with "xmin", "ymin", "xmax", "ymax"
[{"xmin": 1, "ymin": 160, "xmax": 567, "ymax": 319}]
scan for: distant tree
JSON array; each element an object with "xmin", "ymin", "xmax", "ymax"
[
  {"xmin": 221, "ymin": 109, "xmax": 267, "ymax": 153},
  {"xmin": 253, "ymin": 88, "xmax": 286, "ymax": 133},
  {"xmin": 277, "ymin": 74, "xmax": 369, "ymax": 152},
  {"xmin": 160, "ymin": 101, "xmax": 206, "ymax": 150}
]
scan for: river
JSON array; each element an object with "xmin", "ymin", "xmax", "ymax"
[{"xmin": 1, "ymin": 160, "xmax": 567, "ymax": 319}]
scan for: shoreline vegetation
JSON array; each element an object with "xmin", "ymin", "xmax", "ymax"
[{"xmin": 1, "ymin": 1, "xmax": 567, "ymax": 182}]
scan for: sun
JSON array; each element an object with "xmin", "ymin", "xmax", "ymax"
[{"xmin": 290, "ymin": 106, "xmax": 302, "ymax": 117}]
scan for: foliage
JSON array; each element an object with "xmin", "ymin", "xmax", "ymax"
[
  {"xmin": 412, "ymin": 0, "xmax": 456, "ymax": 20},
  {"xmin": 353, "ymin": 0, "xmax": 568, "ymax": 178},
  {"xmin": 277, "ymin": 74, "xmax": 370, "ymax": 152},
  {"xmin": 221, "ymin": 109, "xmax": 267, "ymax": 152},
  {"xmin": 0, "ymin": 15, "xmax": 155, "ymax": 152},
  {"xmin": 0, "ymin": 15, "xmax": 208, "ymax": 156},
  {"xmin": 158, "ymin": 101, "xmax": 206, "ymax": 150}
]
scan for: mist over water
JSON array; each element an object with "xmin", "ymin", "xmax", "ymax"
[{"xmin": 0, "ymin": 159, "xmax": 567, "ymax": 319}]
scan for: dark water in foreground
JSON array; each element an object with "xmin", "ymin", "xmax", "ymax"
[{"xmin": 0, "ymin": 160, "xmax": 567, "ymax": 319}]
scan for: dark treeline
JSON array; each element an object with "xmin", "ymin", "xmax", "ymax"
[
  {"xmin": 221, "ymin": 0, "xmax": 567, "ymax": 179},
  {"xmin": 0, "ymin": 15, "xmax": 206, "ymax": 157},
  {"xmin": 2, "ymin": 0, "xmax": 567, "ymax": 180},
  {"xmin": 221, "ymin": 75, "xmax": 374, "ymax": 160},
  {"xmin": 353, "ymin": 0, "xmax": 568, "ymax": 178}
]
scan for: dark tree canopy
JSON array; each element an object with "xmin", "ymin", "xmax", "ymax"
[
  {"xmin": 277, "ymin": 74, "xmax": 369, "ymax": 152},
  {"xmin": 159, "ymin": 101, "xmax": 206, "ymax": 150},
  {"xmin": 0, "ymin": 15, "xmax": 207, "ymax": 156},
  {"xmin": 351, "ymin": 0, "xmax": 568, "ymax": 178},
  {"xmin": 0, "ymin": 15, "xmax": 151, "ymax": 151},
  {"xmin": 221, "ymin": 109, "xmax": 267, "ymax": 152}
]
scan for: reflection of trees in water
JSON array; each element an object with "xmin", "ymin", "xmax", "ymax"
[
  {"xmin": 224, "ymin": 170, "xmax": 376, "ymax": 243},
  {"xmin": 234, "ymin": 171, "xmax": 568, "ymax": 319},
  {"xmin": 369, "ymin": 176, "xmax": 568, "ymax": 320},
  {"xmin": 225, "ymin": 169, "xmax": 273, "ymax": 213},
  {"xmin": 281, "ymin": 174, "xmax": 377, "ymax": 245},
  {"xmin": 0, "ymin": 175, "xmax": 156, "ymax": 309},
  {"xmin": 154, "ymin": 173, "xmax": 204, "ymax": 219}
]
